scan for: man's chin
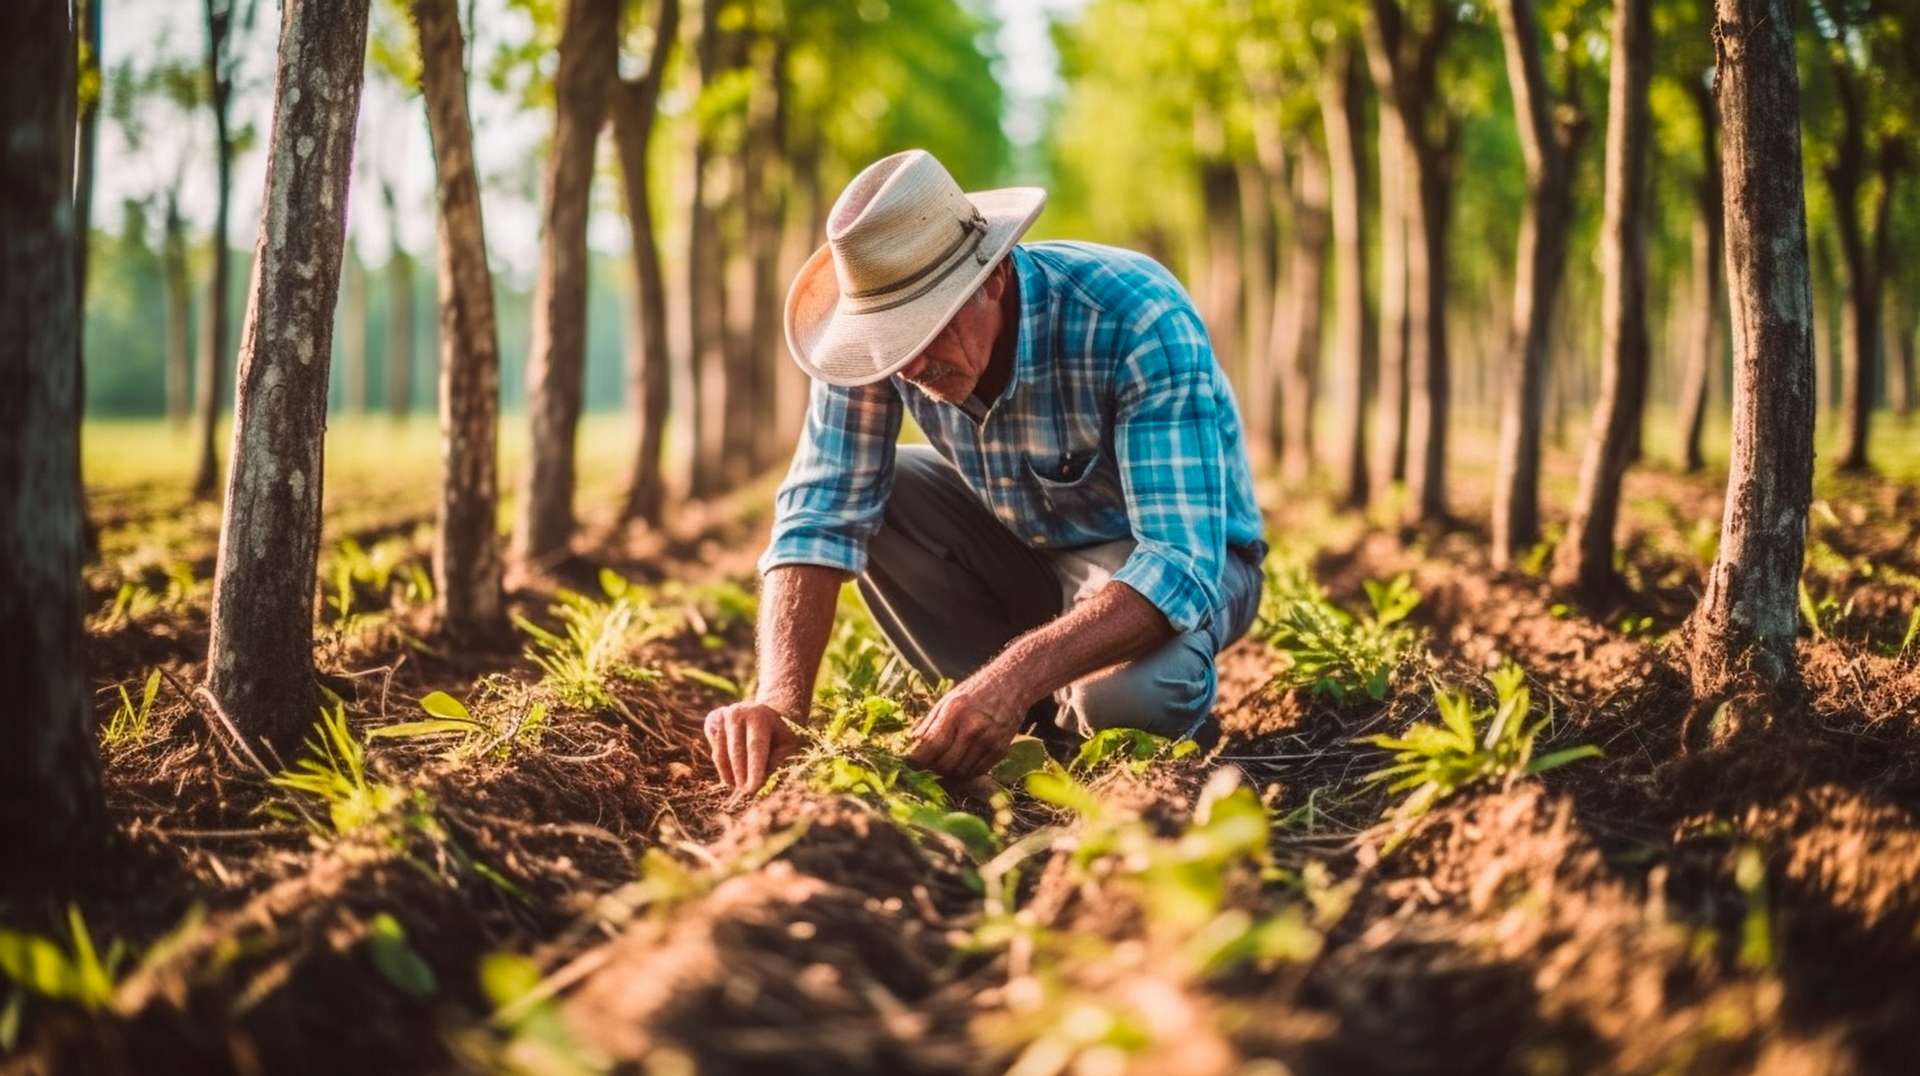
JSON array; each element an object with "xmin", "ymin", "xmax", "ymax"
[{"xmin": 906, "ymin": 377, "xmax": 975, "ymax": 404}]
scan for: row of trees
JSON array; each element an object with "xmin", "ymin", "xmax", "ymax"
[{"xmin": 1049, "ymin": 0, "xmax": 1912, "ymax": 584}]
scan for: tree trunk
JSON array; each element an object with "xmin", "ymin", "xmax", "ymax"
[
  {"xmin": 1824, "ymin": 61, "xmax": 1898, "ymax": 473},
  {"xmin": 163, "ymin": 194, "xmax": 194, "ymax": 426},
  {"xmin": 610, "ymin": 0, "xmax": 680, "ymax": 527},
  {"xmin": 1365, "ymin": 0, "xmax": 1459, "ymax": 524},
  {"xmin": 341, "ymin": 250, "xmax": 369, "ymax": 413},
  {"xmin": 1685, "ymin": 0, "xmax": 1816, "ymax": 704},
  {"xmin": 414, "ymin": 0, "xmax": 503, "ymax": 643},
  {"xmin": 193, "ymin": 0, "xmax": 236, "ymax": 499},
  {"xmin": 686, "ymin": 0, "xmax": 727, "ymax": 498},
  {"xmin": 746, "ymin": 35, "xmax": 789, "ymax": 474},
  {"xmin": 1197, "ymin": 153, "xmax": 1244, "ymax": 395},
  {"xmin": 1491, "ymin": 0, "xmax": 1582, "ymax": 566},
  {"xmin": 1675, "ymin": 77, "xmax": 1724, "ymax": 473},
  {"xmin": 1319, "ymin": 42, "xmax": 1371, "ymax": 507},
  {"xmin": 1370, "ymin": 105, "xmax": 1410, "ymax": 502},
  {"xmin": 1, "ymin": 0, "xmax": 101, "ymax": 886},
  {"xmin": 1555, "ymin": 0, "xmax": 1653, "ymax": 597},
  {"xmin": 1890, "ymin": 297, "xmax": 1916, "ymax": 418},
  {"xmin": 204, "ymin": 0, "xmax": 370, "ymax": 761},
  {"xmin": 383, "ymin": 182, "xmax": 415, "ymax": 419},
  {"xmin": 1238, "ymin": 159, "xmax": 1277, "ymax": 464},
  {"xmin": 1274, "ymin": 146, "xmax": 1329, "ymax": 485},
  {"xmin": 514, "ymin": 0, "xmax": 616, "ymax": 566}
]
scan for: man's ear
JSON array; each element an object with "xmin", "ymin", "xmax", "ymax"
[{"xmin": 981, "ymin": 259, "xmax": 1010, "ymax": 301}]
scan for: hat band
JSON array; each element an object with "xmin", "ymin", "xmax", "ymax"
[{"xmin": 842, "ymin": 210, "xmax": 992, "ymax": 314}]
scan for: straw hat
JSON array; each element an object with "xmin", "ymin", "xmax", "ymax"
[{"xmin": 785, "ymin": 149, "xmax": 1046, "ymax": 386}]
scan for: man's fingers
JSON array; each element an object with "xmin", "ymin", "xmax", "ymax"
[
  {"xmin": 743, "ymin": 717, "xmax": 771, "ymax": 795},
  {"xmin": 706, "ymin": 712, "xmax": 735, "ymax": 789},
  {"xmin": 727, "ymin": 718, "xmax": 750, "ymax": 794},
  {"xmin": 909, "ymin": 708, "xmax": 961, "ymax": 769}
]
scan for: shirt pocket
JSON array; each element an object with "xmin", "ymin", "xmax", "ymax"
[{"xmin": 1023, "ymin": 448, "xmax": 1127, "ymax": 537}]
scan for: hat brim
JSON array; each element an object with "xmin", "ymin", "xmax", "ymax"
[{"xmin": 784, "ymin": 186, "xmax": 1046, "ymax": 387}]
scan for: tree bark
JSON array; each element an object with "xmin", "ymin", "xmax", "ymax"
[
  {"xmin": 413, "ymin": 0, "xmax": 504, "ymax": 643},
  {"xmin": 1238, "ymin": 159, "xmax": 1277, "ymax": 465},
  {"xmin": 341, "ymin": 251, "xmax": 369, "ymax": 413},
  {"xmin": 1685, "ymin": 0, "xmax": 1816, "ymax": 702},
  {"xmin": 1319, "ymin": 42, "xmax": 1372, "ymax": 508},
  {"xmin": 1824, "ymin": 57, "xmax": 1899, "ymax": 472},
  {"xmin": 1, "ymin": 0, "xmax": 101, "ymax": 886},
  {"xmin": 746, "ymin": 34, "xmax": 789, "ymax": 474},
  {"xmin": 514, "ymin": 0, "xmax": 616, "ymax": 565},
  {"xmin": 193, "ymin": 0, "xmax": 237, "ymax": 499},
  {"xmin": 1273, "ymin": 146, "xmax": 1329, "ymax": 485},
  {"xmin": 205, "ymin": 0, "xmax": 371, "ymax": 761},
  {"xmin": 1890, "ymin": 296, "xmax": 1916, "ymax": 417},
  {"xmin": 1370, "ymin": 105, "xmax": 1410, "ymax": 502},
  {"xmin": 1491, "ymin": 0, "xmax": 1583, "ymax": 566},
  {"xmin": 1365, "ymin": 0, "xmax": 1459, "ymax": 524},
  {"xmin": 1675, "ymin": 78, "xmax": 1724, "ymax": 473},
  {"xmin": 610, "ymin": 0, "xmax": 680, "ymax": 527},
  {"xmin": 382, "ymin": 181, "xmax": 415, "ymax": 419},
  {"xmin": 686, "ymin": 0, "xmax": 729, "ymax": 498},
  {"xmin": 163, "ymin": 194, "xmax": 194, "ymax": 426},
  {"xmin": 1555, "ymin": 0, "xmax": 1653, "ymax": 597}
]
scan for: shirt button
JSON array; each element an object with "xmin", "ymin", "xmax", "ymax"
[{"xmin": 1031, "ymin": 534, "xmax": 1047, "ymax": 545}]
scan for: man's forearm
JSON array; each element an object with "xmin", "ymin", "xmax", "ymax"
[
  {"xmin": 984, "ymin": 581, "xmax": 1176, "ymax": 705},
  {"xmin": 753, "ymin": 564, "xmax": 848, "ymax": 722}
]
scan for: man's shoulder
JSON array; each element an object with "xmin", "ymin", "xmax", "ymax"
[{"xmin": 1019, "ymin": 241, "xmax": 1196, "ymax": 327}]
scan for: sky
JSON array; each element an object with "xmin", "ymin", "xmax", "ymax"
[{"xmin": 96, "ymin": 0, "xmax": 1083, "ymax": 284}]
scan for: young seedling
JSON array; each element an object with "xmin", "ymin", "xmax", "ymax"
[
  {"xmin": 1361, "ymin": 663, "xmax": 1599, "ymax": 850},
  {"xmin": 514, "ymin": 571, "xmax": 677, "ymax": 742},
  {"xmin": 369, "ymin": 689, "xmax": 550, "ymax": 761},
  {"xmin": 268, "ymin": 703, "xmax": 413, "ymax": 836},
  {"xmin": 1260, "ymin": 562, "xmax": 1423, "ymax": 702},
  {"xmin": 102, "ymin": 668, "xmax": 163, "ymax": 747}
]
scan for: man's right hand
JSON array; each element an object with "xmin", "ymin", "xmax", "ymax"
[{"xmin": 704, "ymin": 701, "xmax": 801, "ymax": 799}]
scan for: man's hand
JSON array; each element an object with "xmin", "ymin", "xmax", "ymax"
[
  {"xmin": 908, "ymin": 672, "xmax": 1033, "ymax": 780},
  {"xmin": 705, "ymin": 702, "xmax": 801, "ymax": 799}
]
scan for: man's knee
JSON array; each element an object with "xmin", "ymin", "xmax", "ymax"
[{"xmin": 1060, "ymin": 634, "xmax": 1218, "ymax": 740}]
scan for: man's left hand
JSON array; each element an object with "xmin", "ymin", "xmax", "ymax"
[{"xmin": 907, "ymin": 671, "xmax": 1032, "ymax": 780}]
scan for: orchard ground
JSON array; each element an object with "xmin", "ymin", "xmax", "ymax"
[{"xmin": 8, "ymin": 410, "xmax": 1920, "ymax": 1074}]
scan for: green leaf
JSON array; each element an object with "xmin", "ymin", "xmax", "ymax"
[
  {"xmin": 1525, "ymin": 745, "xmax": 1602, "ymax": 775},
  {"xmin": 990, "ymin": 737, "xmax": 1055, "ymax": 786},
  {"xmin": 1026, "ymin": 771, "xmax": 1103, "ymax": 818},
  {"xmin": 478, "ymin": 952, "xmax": 543, "ymax": 1014},
  {"xmin": 418, "ymin": 691, "xmax": 470, "ymax": 720},
  {"xmin": 917, "ymin": 810, "xmax": 998, "ymax": 860},
  {"xmin": 676, "ymin": 667, "xmax": 741, "ymax": 697},
  {"xmin": 0, "ymin": 931, "xmax": 80, "ymax": 1002},
  {"xmin": 368, "ymin": 718, "xmax": 483, "ymax": 740},
  {"xmin": 598, "ymin": 568, "xmax": 629, "ymax": 599},
  {"xmin": 365, "ymin": 914, "xmax": 437, "ymax": 999}
]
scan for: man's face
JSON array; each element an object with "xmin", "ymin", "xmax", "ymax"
[{"xmin": 897, "ymin": 262, "xmax": 1009, "ymax": 403}]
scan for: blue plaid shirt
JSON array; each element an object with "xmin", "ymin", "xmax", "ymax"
[{"xmin": 759, "ymin": 241, "xmax": 1265, "ymax": 635}]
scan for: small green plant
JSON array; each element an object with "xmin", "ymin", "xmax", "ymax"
[
  {"xmin": 102, "ymin": 668, "xmax": 163, "ymax": 747},
  {"xmin": 514, "ymin": 571, "xmax": 676, "ymax": 729},
  {"xmin": 467, "ymin": 951, "xmax": 609, "ymax": 1076},
  {"xmin": 370, "ymin": 690, "xmax": 550, "ymax": 760},
  {"xmin": 1361, "ymin": 663, "xmax": 1599, "ymax": 848},
  {"xmin": 0, "ymin": 906, "xmax": 123, "ymax": 1015},
  {"xmin": 1616, "ymin": 614, "xmax": 1657, "ymax": 639},
  {"xmin": 1260, "ymin": 563, "xmax": 1423, "ymax": 702},
  {"xmin": 1069, "ymin": 727, "xmax": 1198, "ymax": 775},
  {"xmin": 1895, "ymin": 606, "xmax": 1920, "ymax": 659},
  {"xmin": 269, "ymin": 704, "xmax": 411, "ymax": 835},
  {"xmin": 1798, "ymin": 581, "xmax": 1850, "ymax": 639},
  {"xmin": 99, "ymin": 560, "xmax": 203, "ymax": 626}
]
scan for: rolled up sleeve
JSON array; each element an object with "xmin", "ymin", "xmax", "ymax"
[
  {"xmin": 759, "ymin": 377, "xmax": 904, "ymax": 577},
  {"xmin": 1108, "ymin": 310, "xmax": 1229, "ymax": 634}
]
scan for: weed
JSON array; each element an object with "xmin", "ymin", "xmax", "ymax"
[
  {"xmin": 1797, "ymin": 581, "xmax": 1850, "ymax": 639},
  {"xmin": 369, "ymin": 689, "xmax": 550, "ymax": 761},
  {"xmin": 0, "ymin": 906, "xmax": 123, "ymax": 1014},
  {"xmin": 514, "ymin": 572, "xmax": 677, "ymax": 736},
  {"xmin": 1070, "ymin": 727, "xmax": 1199, "ymax": 775},
  {"xmin": 102, "ymin": 668, "xmax": 162, "ymax": 747},
  {"xmin": 268, "ymin": 703, "xmax": 415, "ymax": 836},
  {"xmin": 1259, "ymin": 560, "xmax": 1423, "ymax": 702},
  {"xmin": 1361, "ymin": 663, "xmax": 1599, "ymax": 849},
  {"xmin": 98, "ymin": 560, "xmax": 203, "ymax": 626}
]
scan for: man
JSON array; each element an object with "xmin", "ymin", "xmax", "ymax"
[{"xmin": 705, "ymin": 149, "xmax": 1265, "ymax": 794}]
